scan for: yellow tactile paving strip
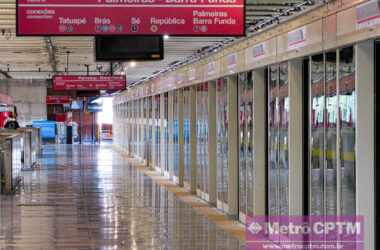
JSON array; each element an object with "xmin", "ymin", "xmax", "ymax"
[{"xmin": 116, "ymin": 149, "xmax": 246, "ymax": 242}]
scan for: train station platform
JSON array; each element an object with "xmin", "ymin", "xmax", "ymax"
[
  {"xmin": 0, "ymin": 1, "xmax": 378, "ymax": 250},
  {"xmin": 0, "ymin": 145, "xmax": 244, "ymax": 249}
]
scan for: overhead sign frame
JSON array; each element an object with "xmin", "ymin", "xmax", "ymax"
[
  {"xmin": 16, "ymin": 0, "xmax": 246, "ymax": 37},
  {"xmin": 52, "ymin": 75, "xmax": 126, "ymax": 91},
  {"xmin": 46, "ymin": 95, "xmax": 71, "ymax": 104}
]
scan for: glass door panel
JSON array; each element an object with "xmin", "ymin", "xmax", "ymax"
[
  {"xmin": 124, "ymin": 104, "xmax": 128, "ymax": 152},
  {"xmin": 339, "ymin": 47, "xmax": 356, "ymax": 215},
  {"xmin": 238, "ymin": 73, "xmax": 247, "ymax": 219},
  {"xmin": 268, "ymin": 63, "xmax": 289, "ymax": 217},
  {"xmin": 278, "ymin": 63, "xmax": 289, "ymax": 216},
  {"xmin": 133, "ymin": 100, "xmax": 138, "ymax": 155},
  {"xmin": 144, "ymin": 98, "xmax": 148, "ymax": 160},
  {"xmin": 203, "ymin": 83, "xmax": 209, "ymax": 196},
  {"xmin": 173, "ymin": 91, "xmax": 179, "ymax": 181},
  {"xmin": 164, "ymin": 93, "xmax": 169, "ymax": 174},
  {"xmin": 325, "ymin": 52, "xmax": 338, "ymax": 216},
  {"xmin": 197, "ymin": 84, "xmax": 203, "ymax": 194},
  {"xmin": 245, "ymin": 72, "xmax": 254, "ymax": 217},
  {"xmin": 268, "ymin": 65, "xmax": 280, "ymax": 216},
  {"xmin": 138, "ymin": 99, "xmax": 142, "ymax": 157},
  {"xmin": 155, "ymin": 95, "xmax": 161, "ymax": 168},
  {"xmin": 238, "ymin": 72, "xmax": 254, "ymax": 221},
  {"xmin": 147, "ymin": 98, "xmax": 152, "ymax": 164},
  {"xmin": 183, "ymin": 88, "xmax": 191, "ymax": 186},
  {"xmin": 310, "ymin": 54, "xmax": 325, "ymax": 215},
  {"xmin": 196, "ymin": 82, "xmax": 209, "ymax": 200},
  {"xmin": 217, "ymin": 78, "xmax": 228, "ymax": 210},
  {"xmin": 308, "ymin": 47, "xmax": 356, "ymax": 217}
]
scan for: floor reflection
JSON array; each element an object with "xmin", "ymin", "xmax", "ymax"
[{"xmin": 0, "ymin": 144, "xmax": 244, "ymax": 249}]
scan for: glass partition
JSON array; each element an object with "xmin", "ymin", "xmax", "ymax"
[
  {"xmin": 164, "ymin": 93, "xmax": 169, "ymax": 174},
  {"xmin": 173, "ymin": 90, "xmax": 179, "ymax": 181},
  {"xmin": 308, "ymin": 47, "xmax": 356, "ymax": 216},
  {"xmin": 268, "ymin": 63, "xmax": 289, "ymax": 216},
  {"xmin": 138, "ymin": 99, "xmax": 142, "ymax": 157},
  {"xmin": 128, "ymin": 102, "xmax": 132, "ymax": 154},
  {"xmin": 238, "ymin": 71, "xmax": 254, "ymax": 221},
  {"xmin": 310, "ymin": 53, "xmax": 327, "ymax": 215},
  {"xmin": 216, "ymin": 78, "xmax": 229, "ymax": 210},
  {"xmin": 339, "ymin": 47, "xmax": 356, "ymax": 216},
  {"xmin": 134, "ymin": 100, "xmax": 139, "ymax": 155},
  {"xmin": 145, "ymin": 97, "xmax": 152, "ymax": 164},
  {"xmin": 155, "ymin": 95, "xmax": 161, "ymax": 168},
  {"xmin": 183, "ymin": 88, "xmax": 191, "ymax": 186},
  {"xmin": 196, "ymin": 82, "xmax": 209, "ymax": 200}
]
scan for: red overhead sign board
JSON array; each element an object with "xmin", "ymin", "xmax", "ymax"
[
  {"xmin": 46, "ymin": 95, "xmax": 71, "ymax": 104},
  {"xmin": 16, "ymin": 0, "xmax": 244, "ymax": 36},
  {"xmin": 53, "ymin": 75, "xmax": 126, "ymax": 91}
]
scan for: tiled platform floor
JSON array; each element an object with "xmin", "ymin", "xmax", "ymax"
[{"xmin": 0, "ymin": 145, "xmax": 244, "ymax": 250}]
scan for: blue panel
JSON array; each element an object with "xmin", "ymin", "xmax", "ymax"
[{"xmin": 32, "ymin": 120, "xmax": 56, "ymax": 139}]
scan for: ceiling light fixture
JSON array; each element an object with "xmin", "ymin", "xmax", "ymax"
[
  {"xmin": 163, "ymin": 34, "xmax": 170, "ymax": 40},
  {"xmin": 130, "ymin": 61, "xmax": 136, "ymax": 68}
]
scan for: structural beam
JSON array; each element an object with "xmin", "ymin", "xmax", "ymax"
[{"xmin": 44, "ymin": 37, "xmax": 57, "ymax": 73}]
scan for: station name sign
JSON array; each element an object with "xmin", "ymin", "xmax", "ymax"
[
  {"xmin": 53, "ymin": 75, "xmax": 126, "ymax": 91},
  {"xmin": 17, "ymin": 0, "xmax": 244, "ymax": 36}
]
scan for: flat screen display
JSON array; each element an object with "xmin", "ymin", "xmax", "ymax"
[
  {"xmin": 16, "ymin": 0, "xmax": 245, "ymax": 36},
  {"xmin": 71, "ymin": 100, "xmax": 83, "ymax": 110},
  {"xmin": 95, "ymin": 36, "xmax": 163, "ymax": 61}
]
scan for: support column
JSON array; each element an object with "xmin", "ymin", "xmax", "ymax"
[
  {"xmin": 178, "ymin": 89, "xmax": 185, "ymax": 187},
  {"xmin": 151, "ymin": 96, "xmax": 157, "ymax": 169},
  {"xmin": 160, "ymin": 93, "xmax": 165, "ymax": 175},
  {"xmin": 227, "ymin": 75, "xmax": 239, "ymax": 218},
  {"xmin": 252, "ymin": 69, "xmax": 267, "ymax": 216},
  {"xmin": 355, "ymin": 40, "xmax": 375, "ymax": 250},
  {"xmin": 208, "ymin": 80, "xmax": 217, "ymax": 206},
  {"xmin": 190, "ymin": 86, "xmax": 197, "ymax": 194},
  {"xmin": 288, "ymin": 59, "xmax": 304, "ymax": 215},
  {"xmin": 168, "ymin": 91, "xmax": 174, "ymax": 179}
]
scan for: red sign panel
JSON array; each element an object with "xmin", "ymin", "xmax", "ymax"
[
  {"xmin": 53, "ymin": 75, "xmax": 126, "ymax": 91},
  {"xmin": 46, "ymin": 95, "xmax": 71, "ymax": 104},
  {"xmin": 17, "ymin": 0, "xmax": 244, "ymax": 36}
]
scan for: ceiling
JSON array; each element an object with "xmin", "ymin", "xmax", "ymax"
[{"xmin": 0, "ymin": 0, "xmax": 316, "ymax": 84}]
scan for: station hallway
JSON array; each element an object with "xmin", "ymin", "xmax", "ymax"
[{"xmin": 0, "ymin": 145, "xmax": 244, "ymax": 250}]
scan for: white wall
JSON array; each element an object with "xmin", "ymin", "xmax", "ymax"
[{"xmin": 0, "ymin": 79, "xmax": 47, "ymax": 126}]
